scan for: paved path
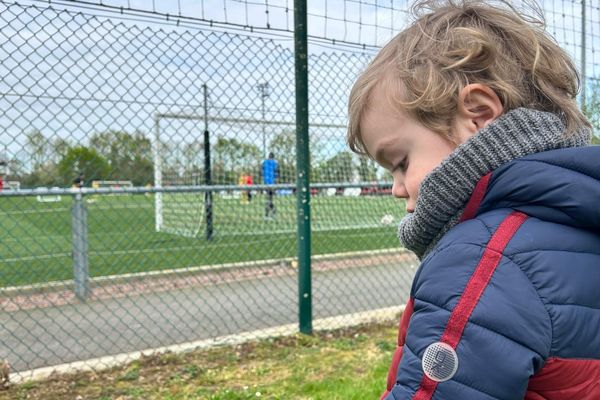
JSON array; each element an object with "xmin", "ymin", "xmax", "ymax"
[{"xmin": 1, "ymin": 260, "xmax": 416, "ymax": 372}]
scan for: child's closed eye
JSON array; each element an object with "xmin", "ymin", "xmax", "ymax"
[{"xmin": 392, "ymin": 157, "xmax": 408, "ymax": 172}]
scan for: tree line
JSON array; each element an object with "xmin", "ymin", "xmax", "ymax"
[
  {"xmin": 10, "ymin": 130, "xmax": 153, "ymax": 187},
  {"xmin": 9, "ymin": 129, "xmax": 381, "ymax": 188}
]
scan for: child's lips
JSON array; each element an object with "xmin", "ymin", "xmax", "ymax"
[{"xmin": 406, "ymin": 208, "xmax": 415, "ymax": 213}]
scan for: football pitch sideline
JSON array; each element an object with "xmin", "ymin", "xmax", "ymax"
[{"xmin": 0, "ymin": 193, "xmax": 405, "ymax": 287}]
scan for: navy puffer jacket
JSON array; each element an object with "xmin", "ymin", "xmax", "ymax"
[{"xmin": 383, "ymin": 146, "xmax": 600, "ymax": 400}]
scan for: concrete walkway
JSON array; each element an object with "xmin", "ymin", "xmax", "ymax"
[{"xmin": 1, "ymin": 259, "xmax": 416, "ymax": 373}]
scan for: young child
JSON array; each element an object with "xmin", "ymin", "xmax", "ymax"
[{"xmin": 347, "ymin": 1, "xmax": 600, "ymax": 399}]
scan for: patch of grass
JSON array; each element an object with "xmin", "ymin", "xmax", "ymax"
[
  {"xmin": 0, "ymin": 322, "xmax": 399, "ymax": 400},
  {"xmin": 119, "ymin": 363, "xmax": 141, "ymax": 382}
]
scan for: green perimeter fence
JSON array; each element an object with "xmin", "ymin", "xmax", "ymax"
[{"xmin": 0, "ymin": 0, "xmax": 598, "ymax": 381}]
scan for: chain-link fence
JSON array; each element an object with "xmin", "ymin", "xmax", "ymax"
[{"xmin": 1, "ymin": 0, "xmax": 598, "ymax": 382}]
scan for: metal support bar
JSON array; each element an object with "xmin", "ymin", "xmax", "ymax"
[
  {"xmin": 153, "ymin": 112, "xmax": 345, "ymax": 129},
  {"xmin": 294, "ymin": 0, "xmax": 312, "ymax": 335},
  {"xmin": 0, "ymin": 182, "xmax": 392, "ymax": 197},
  {"xmin": 71, "ymin": 192, "xmax": 90, "ymax": 300}
]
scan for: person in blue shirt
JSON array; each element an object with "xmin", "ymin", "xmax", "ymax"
[{"xmin": 261, "ymin": 152, "xmax": 279, "ymax": 219}]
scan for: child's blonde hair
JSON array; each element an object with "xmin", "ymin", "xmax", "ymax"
[{"xmin": 348, "ymin": 0, "xmax": 590, "ymax": 156}]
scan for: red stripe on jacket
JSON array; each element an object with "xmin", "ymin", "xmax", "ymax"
[{"xmin": 460, "ymin": 173, "xmax": 491, "ymax": 222}]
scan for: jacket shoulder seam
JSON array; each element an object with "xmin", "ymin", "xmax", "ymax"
[
  {"xmin": 502, "ymin": 254, "xmax": 554, "ymax": 357},
  {"xmin": 423, "ymin": 218, "xmax": 493, "ymax": 261}
]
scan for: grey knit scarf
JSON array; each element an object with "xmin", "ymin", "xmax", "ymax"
[{"xmin": 397, "ymin": 107, "xmax": 592, "ymax": 260}]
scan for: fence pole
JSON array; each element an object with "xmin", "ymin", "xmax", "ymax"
[
  {"xmin": 71, "ymin": 192, "xmax": 90, "ymax": 300},
  {"xmin": 294, "ymin": 0, "xmax": 312, "ymax": 334},
  {"xmin": 203, "ymin": 83, "xmax": 214, "ymax": 241}
]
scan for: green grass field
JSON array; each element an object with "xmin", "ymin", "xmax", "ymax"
[{"xmin": 0, "ymin": 193, "xmax": 405, "ymax": 287}]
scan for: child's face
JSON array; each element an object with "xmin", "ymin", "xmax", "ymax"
[{"xmin": 361, "ymin": 88, "xmax": 457, "ymax": 213}]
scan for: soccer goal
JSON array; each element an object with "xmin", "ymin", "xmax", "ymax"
[
  {"xmin": 91, "ymin": 180, "xmax": 133, "ymax": 194},
  {"xmin": 5, "ymin": 181, "xmax": 20, "ymax": 191},
  {"xmin": 36, "ymin": 187, "xmax": 62, "ymax": 202},
  {"xmin": 151, "ymin": 106, "xmax": 395, "ymax": 239}
]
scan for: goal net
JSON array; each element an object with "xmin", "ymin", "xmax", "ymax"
[{"xmin": 153, "ymin": 116, "xmax": 211, "ymax": 238}]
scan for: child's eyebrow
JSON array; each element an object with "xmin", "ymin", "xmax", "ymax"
[
  {"xmin": 374, "ymin": 147, "xmax": 392, "ymax": 168},
  {"xmin": 374, "ymin": 147, "xmax": 386, "ymax": 163}
]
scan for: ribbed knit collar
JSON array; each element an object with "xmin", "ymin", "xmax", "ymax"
[{"xmin": 397, "ymin": 107, "xmax": 592, "ymax": 260}]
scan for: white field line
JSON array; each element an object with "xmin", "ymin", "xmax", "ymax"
[
  {"xmin": 9, "ymin": 305, "xmax": 405, "ymax": 384},
  {"xmin": 0, "ymin": 208, "xmax": 70, "ymax": 216},
  {"xmin": 0, "ymin": 203, "xmax": 155, "ymax": 216}
]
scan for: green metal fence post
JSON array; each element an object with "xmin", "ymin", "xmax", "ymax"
[{"xmin": 294, "ymin": 0, "xmax": 312, "ymax": 334}]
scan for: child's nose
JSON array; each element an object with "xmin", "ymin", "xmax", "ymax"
[{"xmin": 392, "ymin": 179, "xmax": 409, "ymax": 199}]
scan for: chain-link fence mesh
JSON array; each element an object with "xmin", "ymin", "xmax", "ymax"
[{"xmin": 0, "ymin": 0, "xmax": 598, "ymax": 382}]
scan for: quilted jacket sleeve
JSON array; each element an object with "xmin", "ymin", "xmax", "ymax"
[{"xmin": 385, "ymin": 220, "xmax": 552, "ymax": 400}]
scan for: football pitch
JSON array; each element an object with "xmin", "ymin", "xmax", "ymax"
[{"xmin": 0, "ymin": 192, "xmax": 405, "ymax": 287}]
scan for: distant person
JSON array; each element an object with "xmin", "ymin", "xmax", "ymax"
[
  {"xmin": 0, "ymin": 160, "xmax": 6, "ymax": 192},
  {"xmin": 245, "ymin": 173, "xmax": 253, "ymax": 202},
  {"xmin": 238, "ymin": 173, "xmax": 249, "ymax": 204},
  {"xmin": 72, "ymin": 173, "xmax": 84, "ymax": 189},
  {"xmin": 261, "ymin": 152, "xmax": 279, "ymax": 219}
]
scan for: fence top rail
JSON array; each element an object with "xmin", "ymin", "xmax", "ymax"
[{"xmin": 0, "ymin": 182, "xmax": 393, "ymax": 197}]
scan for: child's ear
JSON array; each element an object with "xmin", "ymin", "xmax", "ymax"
[{"xmin": 453, "ymin": 84, "xmax": 503, "ymax": 143}]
